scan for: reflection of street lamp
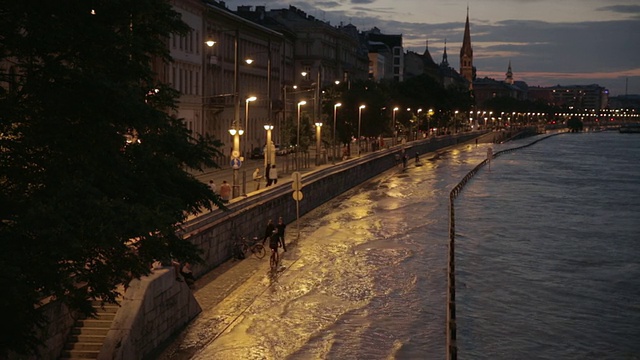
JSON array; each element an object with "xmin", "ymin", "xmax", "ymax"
[
  {"xmin": 264, "ymin": 123, "xmax": 274, "ymax": 167},
  {"xmin": 358, "ymin": 105, "xmax": 366, "ymax": 156},
  {"xmin": 296, "ymin": 101, "xmax": 306, "ymax": 169},
  {"xmin": 228, "ymin": 122, "xmax": 244, "ymax": 198},
  {"xmin": 315, "ymin": 121, "xmax": 323, "ymax": 165},
  {"xmin": 244, "ymin": 96, "xmax": 257, "ymax": 158},
  {"xmin": 333, "ymin": 103, "xmax": 341, "ymax": 164}
]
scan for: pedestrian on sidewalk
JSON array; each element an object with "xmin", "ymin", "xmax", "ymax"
[
  {"xmin": 252, "ymin": 168, "xmax": 263, "ymax": 190},
  {"xmin": 277, "ymin": 216, "xmax": 287, "ymax": 252},
  {"xmin": 219, "ymin": 180, "xmax": 231, "ymax": 202},
  {"xmin": 180, "ymin": 262, "xmax": 195, "ymax": 289},
  {"xmin": 262, "ymin": 219, "xmax": 275, "ymax": 244},
  {"xmin": 208, "ymin": 180, "xmax": 216, "ymax": 194},
  {"xmin": 267, "ymin": 164, "xmax": 278, "ymax": 186}
]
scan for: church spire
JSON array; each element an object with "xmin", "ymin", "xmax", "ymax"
[
  {"xmin": 459, "ymin": 6, "xmax": 474, "ymax": 89},
  {"xmin": 505, "ymin": 60, "xmax": 514, "ymax": 84},
  {"xmin": 441, "ymin": 39, "xmax": 449, "ymax": 67}
]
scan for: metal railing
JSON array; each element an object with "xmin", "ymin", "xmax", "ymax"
[{"xmin": 446, "ymin": 132, "xmax": 562, "ymax": 359}]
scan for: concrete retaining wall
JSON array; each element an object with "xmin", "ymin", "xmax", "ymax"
[
  {"xmin": 98, "ymin": 268, "xmax": 201, "ymax": 360},
  {"xmin": 5, "ymin": 300, "xmax": 77, "ymax": 360}
]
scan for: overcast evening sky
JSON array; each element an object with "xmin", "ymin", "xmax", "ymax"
[{"xmin": 220, "ymin": 0, "xmax": 640, "ymax": 97}]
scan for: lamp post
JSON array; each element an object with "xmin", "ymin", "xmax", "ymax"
[
  {"xmin": 358, "ymin": 105, "xmax": 365, "ymax": 156},
  {"xmin": 428, "ymin": 108, "xmax": 434, "ymax": 136},
  {"xmin": 315, "ymin": 121, "xmax": 323, "ymax": 165},
  {"xmin": 243, "ymin": 96, "xmax": 256, "ymax": 158},
  {"xmin": 392, "ymin": 107, "xmax": 399, "ymax": 145},
  {"xmin": 228, "ymin": 122, "xmax": 244, "ymax": 198},
  {"xmin": 454, "ymin": 110, "xmax": 459, "ymax": 133},
  {"xmin": 264, "ymin": 124, "xmax": 274, "ymax": 168},
  {"xmin": 245, "ymin": 42, "xmax": 272, "ymax": 146},
  {"xmin": 203, "ymin": 40, "xmax": 216, "ymax": 136},
  {"xmin": 296, "ymin": 100, "xmax": 306, "ymax": 170},
  {"xmin": 333, "ymin": 103, "xmax": 341, "ymax": 164},
  {"xmin": 416, "ymin": 108, "xmax": 423, "ymax": 140}
]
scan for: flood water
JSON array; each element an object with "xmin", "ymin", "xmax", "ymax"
[{"xmin": 169, "ymin": 131, "xmax": 640, "ymax": 359}]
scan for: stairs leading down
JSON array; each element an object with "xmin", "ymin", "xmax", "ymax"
[{"xmin": 59, "ymin": 300, "xmax": 119, "ymax": 359}]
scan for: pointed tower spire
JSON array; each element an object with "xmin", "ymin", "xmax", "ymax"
[
  {"xmin": 441, "ymin": 39, "xmax": 449, "ymax": 67},
  {"xmin": 422, "ymin": 39, "xmax": 435, "ymax": 64},
  {"xmin": 459, "ymin": 6, "xmax": 474, "ymax": 89},
  {"xmin": 505, "ymin": 60, "xmax": 514, "ymax": 84}
]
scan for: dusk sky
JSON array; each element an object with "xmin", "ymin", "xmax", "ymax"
[{"xmin": 221, "ymin": 0, "xmax": 640, "ymax": 97}]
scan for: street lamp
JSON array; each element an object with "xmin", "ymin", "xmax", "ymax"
[
  {"xmin": 333, "ymin": 103, "xmax": 341, "ymax": 164},
  {"xmin": 358, "ymin": 105, "xmax": 366, "ymax": 156},
  {"xmin": 264, "ymin": 123, "xmax": 274, "ymax": 168},
  {"xmin": 392, "ymin": 107, "xmax": 399, "ymax": 145},
  {"xmin": 296, "ymin": 100, "xmax": 307, "ymax": 170},
  {"xmin": 228, "ymin": 122, "xmax": 244, "ymax": 198},
  {"xmin": 428, "ymin": 108, "xmax": 434, "ymax": 136},
  {"xmin": 244, "ymin": 96, "xmax": 257, "ymax": 158},
  {"xmin": 315, "ymin": 121, "xmax": 323, "ymax": 165},
  {"xmin": 416, "ymin": 108, "xmax": 423, "ymax": 140},
  {"xmin": 454, "ymin": 110, "xmax": 459, "ymax": 133}
]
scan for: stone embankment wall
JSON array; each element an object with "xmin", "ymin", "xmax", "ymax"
[
  {"xmin": 98, "ymin": 268, "xmax": 201, "ymax": 360},
  {"xmin": 5, "ymin": 300, "xmax": 77, "ymax": 360},
  {"xmin": 182, "ymin": 133, "xmax": 483, "ymax": 278},
  {"xmin": 25, "ymin": 133, "xmax": 482, "ymax": 360}
]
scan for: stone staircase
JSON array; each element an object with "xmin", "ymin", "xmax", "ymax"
[{"xmin": 59, "ymin": 300, "xmax": 119, "ymax": 359}]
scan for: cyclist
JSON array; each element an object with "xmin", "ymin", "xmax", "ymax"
[{"xmin": 269, "ymin": 228, "xmax": 280, "ymax": 268}]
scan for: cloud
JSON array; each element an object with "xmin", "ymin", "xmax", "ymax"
[
  {"xmin": 351, "ymin": 0, "xmax": 376, "ymax": 4},
  {"xmin": 597, "ymin": 4, "xmax": 640, "ymax": 15},
  {"xmin": 314, "ymin": 1, "xmax": 342, "ymax": 8}
]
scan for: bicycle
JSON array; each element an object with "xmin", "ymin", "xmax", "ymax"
[{"xmin": 234, "ymin": 236, "xmax": 266, "ymax": 259}]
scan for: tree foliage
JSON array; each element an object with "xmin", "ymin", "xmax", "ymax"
[{"xmin": 0, "ymin": 0, "xmax": 224, "ymax": 354}]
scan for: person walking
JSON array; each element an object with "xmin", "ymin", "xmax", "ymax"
[
  {"xmin": 252, "ymin": 168, "xmax": 263, "ymax": 190},
  {"xmin": 276, "ymin": 216, "xmax": 287, "ymax": 252},
  {"xmin": 267, "ymin": 164, "xmax": 278, "ymax": 186},
  {"xmin": 219, "ymin": 180, "xmax": 232, "ymax": 202},
  {"xmin": 208, "ymin": 180, "xmax": 216, "ymax": 194},
  {"xmin": 262, "ymin": 219, "xmax": 275, "ymax": 244}
]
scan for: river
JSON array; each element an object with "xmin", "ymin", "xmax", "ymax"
[{"xmin": 176, "ymin": 131, "xmax": 640, "ymax": 359}]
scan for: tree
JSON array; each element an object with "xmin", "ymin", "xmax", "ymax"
[
  {"xmin": 0, "ymin": 0, "xmax": 224, "ymax": 355},
  {"xmin": 567, "ymin": 117, "xmax": 584, "ymax": 132}
]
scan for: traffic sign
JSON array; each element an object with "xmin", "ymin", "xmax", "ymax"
[
  {"xmin": 292, "ymin": 190, "xmax": 304, "ymax": 201},
  {"xmin": 291, "ymin": 171, "xmax": 302, "ymax": 191},
  {"xmin": 230, "ymin": 157, "xmax": 242, "ymax": 169}
]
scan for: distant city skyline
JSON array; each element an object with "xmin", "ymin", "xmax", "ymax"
[{"xmin": 220, "ymin": 0, "xmax": 640, "ymax": 97}]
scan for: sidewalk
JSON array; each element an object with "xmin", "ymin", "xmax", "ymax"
[{"xmin": 191, "ymin": 152, "xmax": 320, "ymax": 196}]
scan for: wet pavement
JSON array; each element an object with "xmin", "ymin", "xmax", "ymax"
[{"xmin": 160, "ymin": 135, "xmax": 497, "ymax": 359}]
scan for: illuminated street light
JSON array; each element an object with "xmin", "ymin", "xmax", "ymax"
[
  {"xmin": 333, "ymin": 103, "xmax": 342, "ymax": 164},
  {"xmin": 315, "ymin": 121, "xmax": 323, "ymax": 165},
  {"xmin": 243, "ymin": 96, "xmax": 257, "ymax": 158},
  {"xmin": 392, "ymin": 107, "xmax": 399, "ymax": 145},
  {"xmin": 228, "ymin": 122, "xmax": 244, "ymax": 198},
  {"xmin": 296, "ymin": 101, "xmax": 307, "ymax": 169},
  {"xmin": 358, "ymin": 105, "xmax": 366, "ymax": 156},
  {"xmin": 264, "ymin": 123, "xmax": 274, "ymax": 168}
]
